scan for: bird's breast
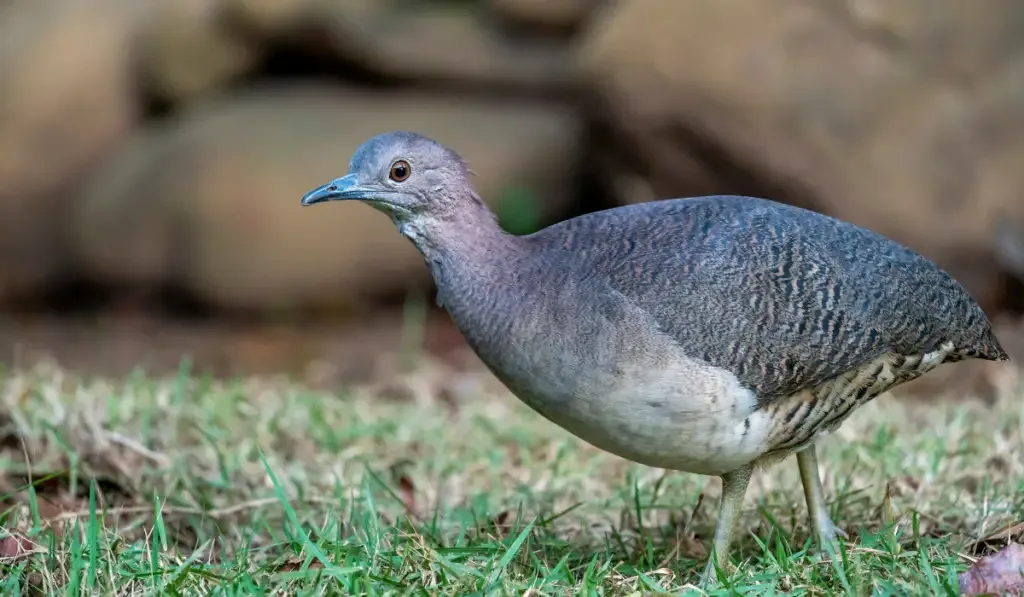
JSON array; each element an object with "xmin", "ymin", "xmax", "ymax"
[{"xmin": 465, "ymin": 309, "xmax": 777, "ymax": 476}]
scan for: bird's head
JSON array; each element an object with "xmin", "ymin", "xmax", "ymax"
[{"xmin": 300, "ymin": 131, "xmax": 483, "ymax": 234}]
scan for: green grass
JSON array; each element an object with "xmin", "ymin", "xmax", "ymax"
[{"xmin": 0, "ymin": 358, "xmax": 1020, "ymax": 595}]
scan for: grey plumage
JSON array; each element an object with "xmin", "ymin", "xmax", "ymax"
[
  {"xmin": 524, "ymin": 196, "xmax": 1006, "ymax": 459},
  {"xmin": 542, "ymin": 195, "xmax": 1005, "ymax": 397},
  {"xmin": 301, "ymin": 131, "xmax": 1008, "ymax": 584}
]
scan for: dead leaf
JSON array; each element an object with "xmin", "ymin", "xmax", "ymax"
[
  {"xmin": 276, "ymin": 556, "xmax": 325, "ymax": 573},
  {"xmin": 479, "ymin": 510, "xmax": 512, "ymax": 535},
  {"xmin": 679, "ymin": 492, "xmax": 705, "ymax": 559},
  {"xmin": 985, "ymin": 521, "xmax": 1024, "ymax": 543},
  {"xmin": 960, "ymin": 542, "xmax": 1024, "ymax": 596},
  {"xmin": 679, "ymin": 532, "xmax": 707, "ymax": 560},
  {"xmin": 971, "ymin": 521, "xmax": 1024, "ymax": 554},
  {"xmin": 0, "ymin": 532, "xmax": 37, "ymax": 561},
  {"xmin": 397, "ymin": 475, "xmax": 417, "ymax": 516},
  {"xmin": 0, "ymin": 484, "xmax": 93, "ymax": 539}
]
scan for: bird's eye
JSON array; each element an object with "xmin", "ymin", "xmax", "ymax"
[{"xmin": 389, "ymin": 160, "xmax": 411, "ymax": 182}]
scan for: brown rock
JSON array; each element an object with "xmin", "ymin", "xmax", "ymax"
[
  {"xmin": 70, "ymin": 131, "xmax": 187, "ymax": 290},
  {"xmin": 222, "ymin": 0, "xmax": 373, "ymax": 38},
  {"xmin": 221, "ymin": 0, "xmax": 309, "ymax": 37},
  {"xmin": 579, "ymin": 0, "xmax": 1024, "ymax": 313},
  {"xmin": 137, "ymin": 0, "xmax": 262, "ymax": 105},
  {"xmin": 0, "ymin": 0, "xmax": 142, "ymax": 302},
  {"xmin": 995, "ymin": 218, "xmax": 1024, "ymax": 280},
  {"xmin": 221, "ymin": 0, "xmax": 311, "ymax": 36},
  {"xmin": 222, "ymin": 0, "xmax": 578, "ymax": 96},
  {"xmin": 70, "ymin": 85, "xmax": 581, "ymax": 312},
  {"xmin": 488, "ymin": 0, "xmax": 600, "ymax": 36},
  {"xmin": 314, "ymin": 1, "xmax": 576, "ymax": 95}
]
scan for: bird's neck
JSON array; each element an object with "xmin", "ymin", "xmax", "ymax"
[{"xmin": 396, "ymin": 200, "xmax": 529, "ymax": 333}]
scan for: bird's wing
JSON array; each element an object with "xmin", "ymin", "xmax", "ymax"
[{"xmin": 558, "ymin": 196, "xmax": 993, "ymax": 403}]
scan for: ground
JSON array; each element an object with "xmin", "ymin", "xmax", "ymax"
[{"xmin": 0, "ymin": 356, "xmax": 1019, "ymax": 595}]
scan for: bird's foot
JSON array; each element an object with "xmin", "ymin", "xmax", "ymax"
[
  {"xmin": 698, "ymin": 555, "xmax": 733, "ymax": 588},
  {"xmin": 814, "ymin": 516, "xmax": 848, "ymax": 555},
  {"xmin": 819, "ymin": 518, "xmax": 848, "ymax": 542}
]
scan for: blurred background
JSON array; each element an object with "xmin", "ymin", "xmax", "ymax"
[{"xmin": 0, "ymin": 0, "xmax": 1022, "ymax": 393}]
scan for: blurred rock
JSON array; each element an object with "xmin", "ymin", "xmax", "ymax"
[
  {"xmin": 220, "ymin": 0, "xmax": 578, "ymax": 96},
  {"xmin": 71, "ymin": 85, "xmax": 580, "ymax": 312},
  {"xmin": 222, "ymin": 0, "xmax": 376, "ymax": 39},
  {"xmin": 222, "ymin": 0, "xmax": 315, "ymax": 37},
  {"xmin": 137, "ymin": 0, "xmax": 262, "ymax": 105},
  {"xmin": 995, "ymin": 218, "xmax": 1024, "ymax": 279},
  {"xmin": 488, "ymin": 0, "xmax": 600, "ymax": 36},
  {"xmin": 315, "ymin": 1, "xmax": 577, "ymax": 95},
  {"xmin": 580, "ymin": 0, "xmax": 1024, "ymax": 313},
  {"xmin": 0, "ymin": 0, "xmax": 143, "ymax": 303}
]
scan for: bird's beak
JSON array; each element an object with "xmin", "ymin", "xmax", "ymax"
[{"xmin": 300, "ymin": 174, "xmax": 364, "ymax": 206}]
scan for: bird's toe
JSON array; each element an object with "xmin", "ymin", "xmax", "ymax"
[{"xmin": 814, "ymin": 516, "xmax": 848, "ymax": 556}]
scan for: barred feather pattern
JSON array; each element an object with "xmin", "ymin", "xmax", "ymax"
[{"xmin": 759, "ymin": 342, "xmax": 959, "ymax": 463}]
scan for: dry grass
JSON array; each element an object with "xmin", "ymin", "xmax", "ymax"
[{"xmin": 0, "ymin": 356, "xmax": 1020, "ymax": 595}]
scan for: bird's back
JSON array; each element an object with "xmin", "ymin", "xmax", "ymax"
[{"xmin": 526, "ymin": 195, "xmax": 1007, "ymax": 403}]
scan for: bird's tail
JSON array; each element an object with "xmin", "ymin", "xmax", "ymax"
[{"xmin": 976, "ymin": 327, "xmax": 1010, "ymax": 362}]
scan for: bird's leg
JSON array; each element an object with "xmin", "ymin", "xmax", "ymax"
[
  {"xmin": 700, "ymin": 464, "xmax": 753, "ymax": 585},
  {"xmin": 796, "ymin": 445, "xmax": 847, "ymax": 553}
]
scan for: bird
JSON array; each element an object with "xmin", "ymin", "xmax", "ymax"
[{"xmin": 300, "ymin": 131, "xmax": 1009, "ymax": 583}]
